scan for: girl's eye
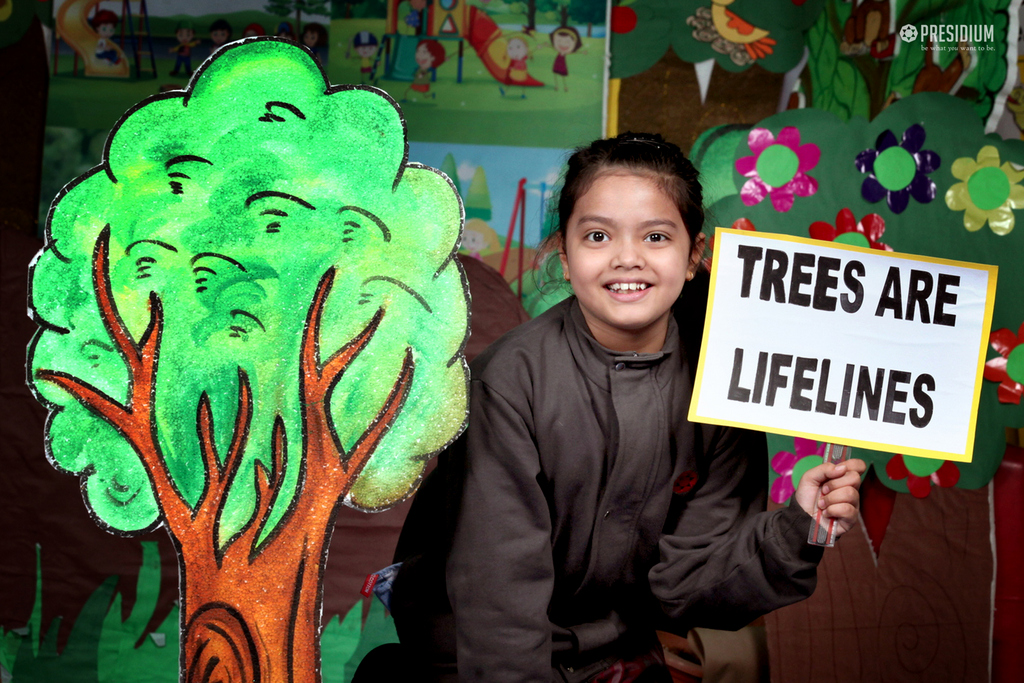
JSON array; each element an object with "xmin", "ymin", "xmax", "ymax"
[
  {"xmin": 645, "ymin": 233, "xmax": 668, "ymax": 243},
  {"xmin": 584, "ymin": 231, "xmax": 607, "ymax": 243}
]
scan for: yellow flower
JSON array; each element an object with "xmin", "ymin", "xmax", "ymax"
[{"xmin": 945, "ymin": 146, "xmax": 1024, "ymax": 235}]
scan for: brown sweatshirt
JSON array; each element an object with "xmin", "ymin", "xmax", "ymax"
[{"xmin": 392, "ymin": 291, "xmax": 823, "ymax": 682}]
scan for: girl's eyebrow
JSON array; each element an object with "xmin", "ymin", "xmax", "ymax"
[{"xmin": 574, "ymin": 215, "xmax": 680, "ymax": 229}]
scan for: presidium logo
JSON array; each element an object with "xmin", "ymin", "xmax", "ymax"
[{"xmin": 897, "ymin": 23, "xmax": 997, "ymax": 50}]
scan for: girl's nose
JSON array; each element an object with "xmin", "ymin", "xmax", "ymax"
[{"xmin": 611, "ymin": 239, "xmax": 644, "ymax": 268}]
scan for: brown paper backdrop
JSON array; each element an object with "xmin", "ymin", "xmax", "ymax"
[{"xmin": 765, "ymin": 486, "xmax": 993, "ymax": 683}]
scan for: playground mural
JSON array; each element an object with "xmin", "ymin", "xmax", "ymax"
[
  {"xmin": 48, "ymin": 1, "xmax": 334, "ymax": 128},
  {"xmin": 329, "ymin": 0, "xmax": 608, "ymax": 147}
]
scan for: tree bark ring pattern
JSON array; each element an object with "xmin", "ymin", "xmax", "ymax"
[{"xmin": 184, "ymin": 603, "xmax": 260, "ymax": 683}]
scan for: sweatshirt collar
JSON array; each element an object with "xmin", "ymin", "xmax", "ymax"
[{"xmin": 565, "ymin": 297, "xmax": 679, "ymax": 390}]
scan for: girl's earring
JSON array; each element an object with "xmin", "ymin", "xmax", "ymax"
[{"xmin": 686, "ymin": 271, "xmax": 694, "ymax": 281}]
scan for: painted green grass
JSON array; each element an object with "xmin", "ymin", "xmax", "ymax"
[
  {"xmin": 0, "ymin": 543, "xmax": 398, "ymax": 682},
  {"xmin": 0, "ymin": 544, "xmax": 176, "ymax": 683}
]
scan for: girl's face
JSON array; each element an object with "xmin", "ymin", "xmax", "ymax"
[
  {"xmin": 553, "ymin": 32, "xmax": 576, "ymax": 55},
  {"xmin": 98, "ymin": 23, "xmax": 116, "ymax": 39},
  {"xmin": 559, "ymin": 172, "xmax": 703, "ymax": 353},
  {"xmin": 303, "ymin": 29, "xmax": 318, "ymax": 47}
]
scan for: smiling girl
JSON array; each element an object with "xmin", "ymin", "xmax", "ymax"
[{"xmin": 386, "ymin": 133, "xmax": 865, "ymax": 682}]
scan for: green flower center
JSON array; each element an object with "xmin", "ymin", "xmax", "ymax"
[
  {"xmin": 834, "ymin": 232, "xmax": 871, "ymax": 248},
  {"xmin": 903, "ymin": 455, "xmax": 942, "ymax": 477},
  {"xmin": 1006, "ymin": 344, "xmax": 1024, "ymax": 384},
  {"xmin": 791, "ymin": 454, "xmax": 824, "ymax": 490},
  {"xmin": 874, "ymin": 147, "xmax": 917, "ymax": 191},
  {"xmin": 757, "ymin": 144, "xmax": 799, "ymax": 188},
  {"xmin": 967, "ymin": 166, "xmax": 1011, "ymax": 212}
]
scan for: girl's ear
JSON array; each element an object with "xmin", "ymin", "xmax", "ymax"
[
  {"xmin": 689, "ymin": 232, "xmax": 707, "ymax": 274},
  {"xmin": 557, "ymin": 233, "xmax": 570, "ymax": 281}
]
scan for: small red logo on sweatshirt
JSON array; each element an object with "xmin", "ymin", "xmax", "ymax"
[{"xmin": 673, "ymin": 470, "xmax": 698, "ymax": 495}]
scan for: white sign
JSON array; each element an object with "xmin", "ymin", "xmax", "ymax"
[{"xmin": 689, "ymin": 229, "xmax": 998, "ymax": 463}]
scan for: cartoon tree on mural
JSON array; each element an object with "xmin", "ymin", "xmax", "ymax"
[
  {"xmin": 266, "ymin": 0, "xmax": 330, "ymax": 32},
  {"xmin": 806, "ymin": 0, "xmax": 1016, "ymax": 122},
  {"xmin": 27, "ymin": 38, "xmax": 468, "ymax": 683}
]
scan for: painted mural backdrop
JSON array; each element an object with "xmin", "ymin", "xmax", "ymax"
[
  {"xmin": 23, "ymin": 38, "xmax": 469, "ymax": 681},
  {"xmin": 691, "ymin": 93, "xmax": 1023, "ymax": 500},
  {"xmin": 328, "ymin": 0, "xmax": 607, "ymax": 148}
]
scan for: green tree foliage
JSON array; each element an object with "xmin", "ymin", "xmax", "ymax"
[
  {"xmin": 29, "ymin": 37, "xmax": 468, "ymax": 546},
  {"xmin": 464, "ymin": 166, "xmax": 493, "ymax": 221}
]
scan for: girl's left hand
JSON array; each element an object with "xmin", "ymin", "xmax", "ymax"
[{"xmin": 793, "ymin": 459, "xmax": 867, "ymax": 539}]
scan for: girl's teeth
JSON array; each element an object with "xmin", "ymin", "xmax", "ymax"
[{"xmin": 609, "ymin": 283, "xmax": 647, "ymax": 291}]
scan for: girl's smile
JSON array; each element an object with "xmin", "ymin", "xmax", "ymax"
[{"xmin": 559, "ymin": 172, "xmax": 703, "ymax": 353}]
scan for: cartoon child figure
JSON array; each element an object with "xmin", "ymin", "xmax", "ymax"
[
  {"xmin": 209, "ymin": 18, "xmax": 232, "ymax": 56},
  {"xmin": 169, "ymin": 21, "xmax": 200, "ymax": 77},
  {"xmin": 243, "ymin": 23, "xmax": 266, "ymax": 38},
  {"xmin": 501, "ymin": 35, "xmax": 535, "ymax": 98},
  {"xmin": 276, "ymin": 22, "xmax": 297, "ymax": 41},
  {"xmin": 302, "ymin": 23, "xmax": 329, "ymax": 63},
  {"xmin": 549, "ymin": 26, "xmax": 586, "ymax": 92},
  {"xmin": 90, "ymin": 9, "xmax": 121, "ymax": 65},
  {"xmin": 403, "ymin": 40, "xmax": 446, "ymax": 102},
  {"xmin": 351, "ymin": 31, "xmax": 380, "ymax": 84}
]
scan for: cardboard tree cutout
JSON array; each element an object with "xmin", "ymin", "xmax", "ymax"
[{"xmin": 27, "ymin": 37, "xmax": 468, "ymax": 682}]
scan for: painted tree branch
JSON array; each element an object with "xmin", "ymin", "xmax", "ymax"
[
  {"xmin": 194, "ymin": 368, "xmax": 254, "ymax": 563},
  {"xmin": 35, "ymin": 227, "xmax": 192, "ymax": 533}
]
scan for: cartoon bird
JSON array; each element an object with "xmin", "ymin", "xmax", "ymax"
[
  {"xmin": 687, "ymin": 0, "xmax": 776, "ymax": 65},
  {"xmin": 710, "ymin": 0, "xmax": 776, "ymax": 61}
]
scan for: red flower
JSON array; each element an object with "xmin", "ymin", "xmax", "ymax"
[
  {"xmin": 809, "ymin": 208, "xmax": 892, "ymax": 251},
  {"xmin": 983, "ymin": 322, "xmax": 1024, "ymax": 404},
  {"xmin": 703, "ymin": 217, "xmax": 755, "ymax": 271},
  {"xmin": 886, "ymin": 454, "xmax": 960, "ymax": 498}
]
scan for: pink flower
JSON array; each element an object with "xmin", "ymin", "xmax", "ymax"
[
  {"xmin": 736, "ymin": 127, "xmax": 820, "ymax": 212},
  {"xmin": 770, "ymin": 437, "xmax": 824, "ymax": 504},
  {"xmin": 983, "ymin": 322, "xmax": 1024, "ymax": 404}
]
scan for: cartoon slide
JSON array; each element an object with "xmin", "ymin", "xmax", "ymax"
[
  {"xmin": 388, "ymin": 34, "xmax": 422, "ymax": 81},
  {"xmin": 56, "ymin": 0, "xmax": 130, "ymax": 77},
  {"xmin": 466, "ymin": 6, "xmax": 543, "ymax": 87}
]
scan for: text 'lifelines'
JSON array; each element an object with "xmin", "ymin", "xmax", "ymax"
[{"xmin": 726, "ymin": 349, "xmax": 935, "ymax": 428}]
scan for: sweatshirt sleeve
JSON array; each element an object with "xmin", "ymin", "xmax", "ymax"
[
  {"xmin": 446, "ymin": 379, "xmax": 556, "ymax": 682},
  {"xmin": 649, "ymin": 426, "xmax": 824, "ymax": 631}
]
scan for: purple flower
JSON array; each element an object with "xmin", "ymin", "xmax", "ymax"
[
  {"xmin": 856, "ymin": 124, "xmax": 940, "ymax": 214},
  {"xmin": 736, "ymin": 127, "xmax": 820, "ymax": 212}
]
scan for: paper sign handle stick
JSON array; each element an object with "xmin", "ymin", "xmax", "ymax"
[{"xmin": 807, "ymin": 443, "xmax": 851, "ymax": 547}]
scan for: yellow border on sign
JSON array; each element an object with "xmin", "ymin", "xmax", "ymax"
[{"xmin": 687, "ymin": 228, "xmax": 999, "ymax": 463}]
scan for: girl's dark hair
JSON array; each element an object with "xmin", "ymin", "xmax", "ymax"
[{"xmin": 554, "ymin": 132, "xmax": 704, "ymax": 244}]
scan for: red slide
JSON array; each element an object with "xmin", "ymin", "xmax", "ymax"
[{"xmin": 466, "ymin": 6, "xmax": 544, "ymax": 87}]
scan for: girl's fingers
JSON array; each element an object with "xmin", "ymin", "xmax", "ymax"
[
  {"xmin": 820, "ymin": 486, "xmax": 859, "ymax": 510},
  {"xmin": 824, "ymin": 502, "xmax": 858, "ymax": 521}
]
